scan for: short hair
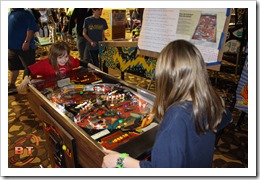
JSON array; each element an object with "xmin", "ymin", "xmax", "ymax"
[{"xmin": 92, "ymin": 8, "xmax": 103, "ymax": 11}]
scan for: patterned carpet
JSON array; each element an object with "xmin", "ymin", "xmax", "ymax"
[{"xmin": 8, "ymin": 52, "xmax": 248, "ymax": 168}]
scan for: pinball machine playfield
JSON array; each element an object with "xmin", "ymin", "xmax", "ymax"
[{"xmin": 27, "ymin": 67, "xmax": 158, "ymax": 168}]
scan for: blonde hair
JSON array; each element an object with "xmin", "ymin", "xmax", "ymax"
[
  {"xmin": 48, "ymin": 41, "xmax": 72, "ymax": 73},
  {"xmin": 153, "ymin": 39, "xmax": 225, "ymax": 134}
]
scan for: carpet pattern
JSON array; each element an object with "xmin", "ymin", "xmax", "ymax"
[{"xmin": 8, "ymin": 52, "xmax": 248, "ymax": 168}]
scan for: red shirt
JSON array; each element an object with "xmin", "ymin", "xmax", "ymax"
[{"xmin": 29, "ymin": 56, "xmax": 80, "ymax": 79}]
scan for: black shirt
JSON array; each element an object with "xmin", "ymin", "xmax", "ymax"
[{"xmin": 68, "ymin": 8, "xmax": 92, "ymax": 37}]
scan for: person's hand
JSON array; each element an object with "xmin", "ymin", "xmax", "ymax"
[
  {"xmin": 90, "ymin": 41, "xmax": 97, "ymax": 47},
  {"xmin": 22, "ymin": 42, "xmax": 30, "ymax": 51},
  {"xmin": 102, "ymin": 149, "xmax": 121, "ymax": 168},
  {"xmin": 102, "ymin": 149, "xmax": 140, "ymax": 168},
  {"xmin": 17, "ymin": 76, "xmax": 30, "ymax": 91}
]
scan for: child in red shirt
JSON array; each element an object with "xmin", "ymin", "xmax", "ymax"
[{"xmin": 18, "ymin": 41, "xmax": 89, "ymax": 90}]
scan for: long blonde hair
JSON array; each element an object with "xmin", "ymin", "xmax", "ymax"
[
  {"xmin": 153, "ymin": 40, "xmax": 225, "ymax": 134},
  {"xmin": 48, "ymin": 41, "xmax": 72, "ymax": 73}
]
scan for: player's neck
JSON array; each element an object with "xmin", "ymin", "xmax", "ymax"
[{"xmin": 93, "ymin": 15, "xmax": 100, "ymax": 19}]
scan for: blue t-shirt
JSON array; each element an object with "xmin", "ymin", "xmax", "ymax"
[
  {"xmin": 140, "ymin": 101, "xmax": 232, "ymax": 168},
  {"xmin": 8, "ymin": 8, "xmax": 38, "ymax": 50},
  {"xmin": 83, "ymin": 16, "xmax": 108, "ymax": 50}
]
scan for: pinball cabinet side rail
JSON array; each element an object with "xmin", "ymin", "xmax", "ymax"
[{"xmin": 28, "ymin": 84, "xmax": 105, "ymax": 167}]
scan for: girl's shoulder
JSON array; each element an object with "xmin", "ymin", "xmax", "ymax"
[
  {"xmin": 165, "ymin": 101, "xmax": 193, "ymax": 122},
  {"xmin": 69, "ymin": 56, "xmax": 80, "ymax": 66},
  {"xmin": 39, "ymin": 57, "xmax": 51, "ymax": 64},
  {"xmin": 161, "ymin": 101, "xmax": 193, "ymax": 130},
  {"xmin": 30, "ymin": 58, "xmax": 53, "ymax": 71},
  {"xmin": 69, "ymin": 55, "xmax": 79, "ymax": 61},
  {"xmin": 167, "ymin": 101, "xmax": 193, "ymax": 114}
]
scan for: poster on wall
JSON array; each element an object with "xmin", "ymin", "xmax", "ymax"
[
  {"xmin": 191, "ymin": 14, "xmax": 217, "ymax": 43},
  {"xmin": 138, "ymin": 8, "xmax": 230, "ymax": 64},
  {"xmin": 112, "ymin": 10, "xmax": 126, "ymax": 26}
]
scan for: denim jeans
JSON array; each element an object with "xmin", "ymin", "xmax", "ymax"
[
  {"xmin": 76, "ymin": 36, "xmax": 91, "ymax": 63},
  {"xmin": 89, "ymin": 50, "xmax": 100, "ymax": 68}
]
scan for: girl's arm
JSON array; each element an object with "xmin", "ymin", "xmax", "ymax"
[
  {"xmin": 17, "ymin": 75, "xmax": 31, "ymax": 91},
  {"xmin": 79, "ymin": 60, "xmax": 88, "ymax": 68},
  {"xmin": 17, "ymin": 67, "xmax": 32, "ymax": 91},
  {"xmin": 79, "ymin": 60, "xmax": 100, "ymax": 70},
  {"xmin": 102, "ymin": 150, "xmax": 140, "ymax": 168},
  {"xmin": 17, "ymin": 59, "xmax": 43, "ymax": 90}
]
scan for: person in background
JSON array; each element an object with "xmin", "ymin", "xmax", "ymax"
[
  {"xmin": 48, "ymin": 8, "xmax": 59, "ymax": 42},
  {"xmin": 38, "ymin": 8, "xmax": 50, "ymax": 37},
  {"xmin": 28, "ymin": 8, "xmax": 42, "ymax": 37},
  {"xmin": 49, "ymin": 8, "xmax": 59, "ymax": 24},
  {"xmin": 58, "ymin": 8, "xmax": 69, "ymax": 39},
  {"xmin": 38, "ymin": 8, "xmax": 57, "ymax": 38},
  {"xmin": 8, "ymin": 8, "xmax": 38, "ymax": 94},
  {"xmin": 102, "ymin": 40, "xmax": 232, "ymax": 168},
  {"xmin": 67, "ymin": 8, "xmax": 92, "ymax": 62},
  {"xmin": 18, "ymin": 41, "xmax": 89, "ymax": 90},
  {"xmin": 83, "ymin": 8, "xmax": 108, "ymax": 68}
]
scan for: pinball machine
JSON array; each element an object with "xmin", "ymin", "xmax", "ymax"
[{"xmin": 27, "ymin": 66, "xmax": 159, "ymax": 168}]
